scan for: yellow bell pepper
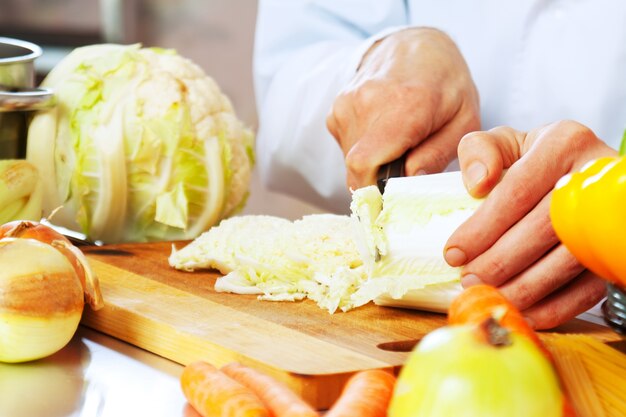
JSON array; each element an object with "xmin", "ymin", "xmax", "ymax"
[{"xmin": 550, "ymin": 156, "xmax": 626, "ymax": 286}]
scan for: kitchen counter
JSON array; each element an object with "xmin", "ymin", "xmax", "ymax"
[
  {"xmin": 0, "ymin": 326, "xmax": 188, "ymax": 417},
  {"xmin": 0, "ymin": 305, "xmax": 609, "ymax": 417}
]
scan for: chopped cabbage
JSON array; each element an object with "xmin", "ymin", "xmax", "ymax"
[
  {"xmin": 169, "ymin": 214, "xmax": 368, "ymax": 313},
  {"xmin": 27, "ymin": 44, "xmax": 254, "ymax": 243},
  {"xmin": 352, "ymin": 172, "xmax": 483, "ymax": 310},
  {"xmin": 169, "ymin": 171, "xmax": 483, "ymax": 313}
]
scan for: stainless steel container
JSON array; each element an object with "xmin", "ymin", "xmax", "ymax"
[
  {"xmin": 603, "ymin": 282, "xmax": 626, "ymax": 337},
  {"xmin": 0, "ymin": 37, "xmax": 55, "ymax": 159}
]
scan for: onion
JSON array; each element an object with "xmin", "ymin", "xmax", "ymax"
[
  {"xmin": 388, "ymin": 320, "xmax": 564, "ymax": 417},
  {"xmin": 0, "ymin": 220, "xmax": 104, "ymax": 363},
  {"xmin": 0, "ymin": 220, "xmax": 103, "ymax": 310}
]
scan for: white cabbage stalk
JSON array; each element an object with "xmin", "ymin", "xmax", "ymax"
[
  {"xmin": 170, "ymin": 171, "xmax": 482, "ymax": 313},
  {"xmin": 27, "ymin": 44, "xmax": 254, "ymax": 243},
  {"xmin": 351, "ymin": 171, "xmax": 483, "ymax": 312},
  {"xmin": 0, "ymin": 160, "xmax": 43, "ymax": 224}
]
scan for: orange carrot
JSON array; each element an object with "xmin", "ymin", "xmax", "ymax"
[
  {"xmin": 448, "ymin": 284, "xmax": 551, "ymax": 361},
  {"xmin": 181, "ymin": 361, "xmax": 270, "ymax": 417},
  {"xmin": 221, "ymin": 362, "xmax": 319, "ymax": 417},
  {"xmin": 324, "ymin": 370, "xmax": 396, "ymax": 417}
]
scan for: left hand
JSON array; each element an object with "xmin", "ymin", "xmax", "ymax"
[{"xmin": 444, "ymin": 121, "xmax": 618, "ymax": 329}]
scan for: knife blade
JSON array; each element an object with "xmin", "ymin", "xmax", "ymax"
[
  {"xmin": 376, "ymin": 154, "xmax": 407, "ymax": 194},
  {"xmin": 40, "ymin": 218, "xmax": 103, "ymax": 246}
]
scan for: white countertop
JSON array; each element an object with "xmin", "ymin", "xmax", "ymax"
[{"xmin": 0, "ymin": 326, "xmax": 189, "ymax": 417}]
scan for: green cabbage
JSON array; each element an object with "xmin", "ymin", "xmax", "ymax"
[{"xmin": 27, "ymin": 44, "xmax": 254, "ymax": 243}]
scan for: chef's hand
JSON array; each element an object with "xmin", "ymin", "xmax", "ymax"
[
  {"xmin": 444, "ymin": 121, "xmax": 618, "ymax": 329},
  {"xmin": 326, "ymin": 27, "xmax": 480, "ymax": 190}
]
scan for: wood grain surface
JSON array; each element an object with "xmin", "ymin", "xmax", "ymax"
[{"xmin": 80, "ymin": 241, "xmax": 621, "ymax": 410}]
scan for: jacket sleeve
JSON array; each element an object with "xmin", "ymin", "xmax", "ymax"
[{"xmin": 254, "ymin": 0, "xmax": 409, "ymax": 212}]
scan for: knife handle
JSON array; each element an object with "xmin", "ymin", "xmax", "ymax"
[{"xmin": 376, "ymin": 154, "xmax": 407, "ymax": 194}]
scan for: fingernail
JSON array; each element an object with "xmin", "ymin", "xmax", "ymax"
[
  {"xmin": 416, "ymin": 169, "xmax": 427, "ymax": 176},
  {"xmin": 465, "ymin": 162, "xmax": 487, "ymax": 190},
  {"xmin": 461, "ymin": 273, "xmax": 482, "ymax": 288},
  {"xmin": 523, "ymin": 316, "xmax": 536, "ymax": 330},
  {"xmin": 444, "ymin": 247, "xmax": 467, "ymax": 266}
]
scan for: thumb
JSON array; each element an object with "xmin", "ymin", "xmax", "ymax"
[{"xmin": 456, "ymin": 127, "xmax": 526, "ymax": 197}]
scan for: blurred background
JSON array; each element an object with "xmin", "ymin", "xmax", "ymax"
[{"xmin": 0, "ymin": 0, "xmax": 323, "ymax": 220}]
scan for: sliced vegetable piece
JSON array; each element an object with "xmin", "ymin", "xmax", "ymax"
[
  {"xmin": 324, "ymin": 369, "xmax": 396, "ymax": 417},
  {"xmin": 180, "ymin": 361, "xmax": 269, "ymax": 417},
  {"xmin": 221, "ymin": 362, "xmax": 318, "ymax": 417}
]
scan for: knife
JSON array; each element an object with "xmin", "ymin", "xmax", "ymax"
[
  {"xmin": 374, "ymin": 153, "xmax": 407, "ymax": 261},
  {"xmin": 376, "ymin": 154, "xmax": 407, "ymax": 194},
  {"xmin": 40, "ymin": 218, "xmax": 103, "ymax": 246}
]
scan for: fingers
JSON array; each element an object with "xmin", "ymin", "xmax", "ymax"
[
  {"xmin": 340, "ymin": 94, "xmax": 479, "ymax": 189},
  {"xmin": 445, "ymin": 121, "xmax": 615, "ymax": 329},
  {"xmin": 456, "ymin": 126, "xmax": 525, "ymax": 197},
  {"xmin": 445, "ymin": 125, "xmax": 581, "ymax": 266},
  {"xmin": 521, "ymin": 270, "xmax": 606, "ymax": 330},
  {"xmin": 327, "ymin": 27, "xmax": 481, "ymax": 191},
  {"xmin": 404, "ymin": 100, "xmax": 480, "ymax": 176},
  {"xmin": 460, "ymin": 194, "xmax": 561, "ymax": 287},
  {"xmin": 330, "ymin": 81, "xmax": 438, "ymax": 189},
  {"xmin": 342, "ymin": 107, "xmax": 428, "ymax": 189},
  {"xmin": 495, "ymin": 244, "xmax": 586, "ymax": 311}
]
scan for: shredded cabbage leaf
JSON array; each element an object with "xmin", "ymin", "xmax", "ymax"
[
  {"xmin": 169, "ymin": 214, "xmax": 368, "ymax": 313},
  {"xmin": 169, "ymin": 172, "xmax": 483, "ymax": 313}
]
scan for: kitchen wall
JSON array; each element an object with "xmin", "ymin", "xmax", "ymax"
[{"xmin": 0, "ymin": 0, "xmax": 324, "ymax": 220}]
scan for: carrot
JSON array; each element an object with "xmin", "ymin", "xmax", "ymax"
[
  {"xmin": 324, "ymin": 369, "xmax": 396, "ymax": 417},
  {"xmin": 181, "ymin": 361, "xmax": 270, "ymax": 417},
  {"xmin": 221, "ymin": 362, "xmax": 319, "ymax": 417},
  {"xmin": 448, "ymin": 284, "xmax": 551, "ymax": 361}
]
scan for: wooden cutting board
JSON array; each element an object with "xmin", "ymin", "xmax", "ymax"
[{"xmin": 80, "ymin": 241, "xmax": 620, "ymax": 410}]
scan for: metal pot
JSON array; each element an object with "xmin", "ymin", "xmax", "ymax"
[{"xmin": 0, "ymin": 37, "xmax": 55, "ymax": 159}]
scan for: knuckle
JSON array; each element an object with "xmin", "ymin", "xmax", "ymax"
[
  {"xmin": 352, "ymin": 80, "xmax": 386, "ymax": 110},
  {"xmin": 345, "ymin": 149, "xmax": 369, "ymax": 178},
  {"xmin": 325, "ymin": 113, "xmax": 338, "ymax": 139},
  {"xmin": 534, "ymin": 306, "xmax": 564, "ymax": 330},
  {"xmin": 329, "ymin": 93, "xmax": 350, "ymax": 123},
  {"xmin": 507, "ymin": 178, "xmax": 536, "ymax": 208},
  {"xmin": 561, "ymin": 250, "xmax": 585, "ymax": 277},
  {"xmin": 510, "ymin": 281, "xmax": 537, "ymax": 311},
  {"xmin": 458, "ymin": 130, "xmax": 491, "ymax": 153},
  {"xmin": 462, "ymin": 109, "xmax": 481, "ymax": 133},
  {"xmin": 489, "ymin": 125, "xmax": 518, "ymax": 137},
  {"xmin": 478, "ymin": 257, "xmax": 511, "ymax": 286},
  {"xmin": 550, "ymin": 120, "xmax": 597, "ymax": 150},
  {"xmin": 419, "ymin": 145, "xmax": 452, "ymax": 174}
]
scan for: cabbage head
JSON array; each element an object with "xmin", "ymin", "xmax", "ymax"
[{"xmin": 27, "ymin": 44, "xmax": 254, "ymax": 243}]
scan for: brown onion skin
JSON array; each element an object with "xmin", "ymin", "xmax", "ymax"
[{"xmin": 0, "ymin": 221, "xmax": 88, "ymax": 294}]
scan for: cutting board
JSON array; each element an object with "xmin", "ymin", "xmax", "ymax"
[{"xmin": 80, "ymin": 241, "xmax": 620, "ymax": 410}]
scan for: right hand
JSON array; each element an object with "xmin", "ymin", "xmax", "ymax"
[{"xmin": 326, "ymin": 27, "xmax": 481, "ymax": 190}]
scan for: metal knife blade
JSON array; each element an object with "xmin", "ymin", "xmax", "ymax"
[
  {"xmin": 41, "ymin": 218, "xmax": 103, "ymax": 246},
  {"xmin": 376, "ymin": 154, "xmax": 407, "ymax": 194}
]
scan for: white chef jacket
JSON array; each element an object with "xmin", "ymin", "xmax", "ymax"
[{"xmin": 254, "ymin": 0, "xmax": 626, "ymax": 212}]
